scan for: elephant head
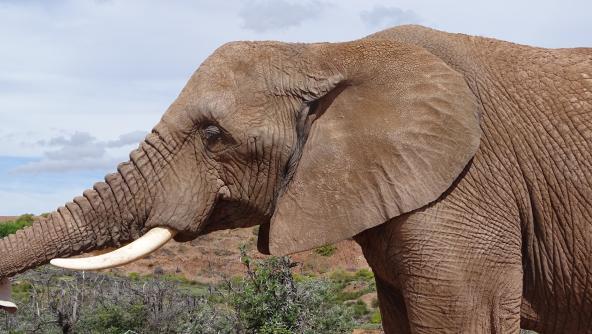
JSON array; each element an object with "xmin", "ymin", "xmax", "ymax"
[{"xmin": 0, "ymin": 38, "xmax": 480, "ymax": 310}]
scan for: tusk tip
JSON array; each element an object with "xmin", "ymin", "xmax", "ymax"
[
  {"xmin": 49, "ymin": 258, "xmax": 69, "ymax": 269},
  {"xmin": 0, "ymin": 300, "xmax": 17, "ymax": 313}
]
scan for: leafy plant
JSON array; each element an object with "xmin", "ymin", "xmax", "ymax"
[
  {"xmin": 1, "ymin": 248, "xmax": 381, "ymax": 333},
  {"xmin": 355, "ymin": 269, "xmax": 374, "ymax": 281},
  {"xmin": 226, "ymin": 246, "xmax": 375, "ymax": 333},
  {"xmin": 78, "ymin": 303, "xmax": 146, "ymax": 334},
  {"xmin": 314, "ymin": 244, "xmax": 337, "ymax": 257},
  {"xmin": 370, "ymin": 310, "xmax": 382, "ymax": 324},
  {"xmin": 229, "ymin": 247, "xmax": 301, "ymax": 332},
  {"xmin": 0, "ymin": 214, "xmax": 35, "ymax": 238}
]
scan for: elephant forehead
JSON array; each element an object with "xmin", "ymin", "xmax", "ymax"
[
  {"xmin": 183, "ymin": 70, "xmax": 267, "ymax": 117},
  {"xmin": 193, "ymin": 48, "xmax": 266, "ymax": 91}
]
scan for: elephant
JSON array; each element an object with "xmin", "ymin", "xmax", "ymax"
[{"xmin": 0, "ymin": 24, "xmax": 591, "ymax": 333}]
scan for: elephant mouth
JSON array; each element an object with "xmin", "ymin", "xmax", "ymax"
[{"xmin": 50, "ymin": 195, "xmax": 270, "ymax": 271}]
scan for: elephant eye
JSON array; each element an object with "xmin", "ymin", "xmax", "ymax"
[
  {"xmin": 203, "ymin": 125, "xmax": 221, "ymax": 140},
  {"xmin": 201, "ymin": 124, "xmax": 235, "ymax": 153}
]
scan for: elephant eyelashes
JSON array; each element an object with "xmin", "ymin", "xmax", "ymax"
[
  {"xmin": 200, "ymin": 124, "xmax": 223, "ymax": 150},
  {"xmin": 201, "ymin": 124, "xmax": 236, "ymax": 153},
  {"xmin": 203, "ymin": 125, "xmax": 221, "ymax": 140}
]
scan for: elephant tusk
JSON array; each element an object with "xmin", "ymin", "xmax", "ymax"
[
  {"xmin": 50, "ymin": 227, "xmax": 176, "ymax": 271},
  {"xmin": 0, "ymin": 278, "xmax": 17, "ymax": 313}
]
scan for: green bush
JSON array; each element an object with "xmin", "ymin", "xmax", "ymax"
[
  {"xmin": 329, "ymin": 269, "xmax": 356, "ymax": 283},
  {"xmin": 78, "ymin": 303, "xmax": 147, "ymax": 334},
  {"xmin": 351, "ymin": 300, "xmax": 370, "ymax": 317},
  {"xmin": 370, "ymin": 310, "xmax": 382, "ymax": 324},
  {"xmin": 161, "ymin": 273, "xmax": 197, "ymax": 285},
  {"xmin": 10, "ymin": 281, "xmax": 33, "ymax": 304},
  {"xmin": 0, "ymin": 214, "xmax": 35, "ymax": 238},
  {"xmin": 335, "ymin": 290, "xmax": 365, "ymax": 302},
  {"xmin": 314, "ymin": 244, "xmax": 337, "ymax": 257},
  {"xmin": 230, "ymin": 252, "xmax": 301, "ymax": 332},
  {"xmin": 229, "ymin": 247, "xmax": 361, "ymax": 333},
  {"xmin": 355, "ymin": 269, "xmax": 374, "ymax": 280},
  {"xmin": 1, "ymin": 249, "xmax": 381, "ymax": 333},
  {"xmin": 259, "ymin": 322, "xmax": 293, "ymax": 334}
]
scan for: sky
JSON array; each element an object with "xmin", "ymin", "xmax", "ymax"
[{"xmin": 1, "ymin": 0, "xmax": 591, "ymax": 215}]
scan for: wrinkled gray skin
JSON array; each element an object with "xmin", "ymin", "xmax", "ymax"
[{"xmin": 1, "ymin": 25, "xmax": 592, "ymax": 333}]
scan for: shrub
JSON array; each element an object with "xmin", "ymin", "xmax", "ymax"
[
  {"xmin": 229, "ymin": 251, "xmax": 301, "ymax": 332},
  {"xmin": 370, "ymin": 310, "xmax": 382, "ymax": 324},
  {"xmin": 0, "ymin": 214, "xmax": 35, "ymax": 238},
  {"xmin": 329, "ymin": 269, "xmax": 356, "ymax": 284},
  {"xmin": 351, "ymin": 300, "xmax": 370, "ymax": 317},
  {"xmin": 78, "ymin": 303, "xmax": 147, "ymax": 334},
  {"xmin": 314, "ymin": 244, "xmax": 337, "ymax": 257},
  {"xmin": 228, "ymin": 247, "xmax": 360, "ymax": 333},
  {"xmin": 1, "ymin": 249, "xmax": 380, "ymax": 333},
  {"xmin": 355, "ymin": 268, "xmax": 374, "ymax": 280}
]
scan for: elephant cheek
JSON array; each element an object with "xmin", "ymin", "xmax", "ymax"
[
  {"xmin": 147, "ymin": 178, "xmax": 220, "ymax": 237},
  {"xmin": 144, "ymin": 149, "xmax": 222, "ymax": 237}
]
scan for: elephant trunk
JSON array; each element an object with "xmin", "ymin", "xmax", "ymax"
[{"xmin": 0, "ymin": 141, "xmax": 164, "ymax": 280}]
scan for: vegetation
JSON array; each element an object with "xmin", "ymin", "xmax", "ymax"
[
  {"xmin": 227, "ymin": 246, "xmax": 378, "ymax": 333},
  {"xmin": 0, "ymin": 214, "xmax": 34, "ymax": 238},
  {"xmin": 0, "ymin": 218, "xmax": 539, "ymax": 333},
  {"xmin": 313, "ymin": 244, "xmax": 337, "ymax": 257},
  {"xmin": 0, "ymin": 248, "xmax": 382, "ymax": 333}
]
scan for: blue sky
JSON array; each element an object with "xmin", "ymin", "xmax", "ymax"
[{"xmin": 1, "ymin": 0, "xmax": 591, "ymax": 215}]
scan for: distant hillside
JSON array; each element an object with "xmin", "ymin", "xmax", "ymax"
[
  {"xmin": 0, "ymin": 215, "xmax": 370, "ymax": 283},
  {"xmin": 111, "ymin": 226, "xmax": 370, "ymax": 283},
  {"xmin": 0, "ymin": 216, "xmax": 17, "ymax": 223}
]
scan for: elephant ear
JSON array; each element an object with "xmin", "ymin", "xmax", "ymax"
[{"xmin": 267, "ymin": 40, "xmax": 481, "ymax": 255}]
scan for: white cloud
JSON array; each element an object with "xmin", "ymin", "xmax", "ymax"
[
  {"xmin": 360, "ymin": 5, "xmax": 421, "ymax": 29},
  {"xmin": 45, "ymin": 131, "xmax": 97, "ymax": 146},
  {"xmin": 238, "ymin": 0, "xmax": 324, "ymax": 33},
  {"xmin": 12, "ymin": 158, "xmax": 119, "ymax": 174},
  {"xmin": 0, "ymin": 188, "xmax": 78, "ymax": 215},
  {"xmin": 106, "ymin": 130, "xmax": 146, "ymax": 147},
  {"xmin": 1, "ymin": 0, "xmax": 591, "ymax": 213},
  {"xmin": 12, "ymin": 130, "xmax": 146, "ymax": 173}
]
